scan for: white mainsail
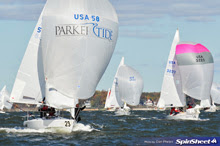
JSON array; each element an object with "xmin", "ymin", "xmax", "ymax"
[
  {"xmin": 211, "ymin": 82, "xmax": 220, "ymax": 104},
  {"xmin": 176, "ymin": 42, "xmax": 214, "ymax": 101},
  {"xmin": 41, "ymin": 0, "xmax": 119, "ymax": 109},
  {"xmin": 10, "ymin": 7, "xmax": 45, "ymax": 105},
  {"xmin": 0, "ymin": 86, "xmax": 12, "ymax": 110},
  {"xmin": 117, "ymin": 59, "xmax": 144, "ymax": 106},
  {"xmin": 157, "ymin": 29, "xmax": 186, "ymax": 108}
]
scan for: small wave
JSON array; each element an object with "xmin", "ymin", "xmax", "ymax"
[
  {"xmin": 92, "ymin": 123, "xmax": 104, "ymax": 129},
  {"xmin": 72, "ymin": 123, "xmax": 99, "ymax": 132},
  {"xmin": 0, "ymin": 127, "xmax": 51, "ymax": 133},
  {"xmin": 137, "ymin": 117, "xmax": 147, "ymax": 120},
  {"xmin": 118, "ymin": 119, "xmax": 126, "ymax": 122},
  {"xmin": 196, "ymin": 118, "xmax": 210, "ymax": 121}
]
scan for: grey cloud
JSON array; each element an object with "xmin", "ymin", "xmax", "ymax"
[{"xmin": 1, "ymin": 0, "xmax": 220, "ymax": 23}]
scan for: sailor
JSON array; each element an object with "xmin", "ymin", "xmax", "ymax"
[
  {"xmin": 74, "ymin": 104, "xmax": 86, "ymax": 123},
  {"xmin": 39, "ymin": 97, "xmax": 48, "ymax": 118},
  {"xmin": 170, "ymin": 107, "xmax": 180, "ymax": 115},
  {"xmin": 49, "ymin": 107, "xmax": 56, "ymax": 117},
  {"xmin": 179, "ymin": 107, "xmax": 183, "ymax": 112},
  {"xmin": 187, "ymin": 103, "xmax": 192, "ymax": 109}
]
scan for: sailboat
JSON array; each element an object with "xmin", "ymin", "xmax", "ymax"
[
  {"xmin": 114, "ymin": 57, "xmax": 144, "ymax": 115},
  {"xmin": 10, "ymin": 0, "xmax": 119, "ymax": 131},
  {"xmin": 104, "ymin": 59, "xmax": 124, "ymax": 111},
  {"xmin": 0, "ymin": 86, "xmax": 12, "ymax": 113},
  {"xmin": 203, "ymin": 82, "xmax": 220, "ymax": 112},
  {"xmin": 157, "ymin": 29, "xmax": 214, "ymax": 120},
  {"xmin": 200, "ymin": 98, "xmax": 216, "ymax": 112},
  {"xmin": 104, "ymin": 88, "xmax": 121, "ymax": 111}
]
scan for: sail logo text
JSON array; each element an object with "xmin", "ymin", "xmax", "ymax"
[
  {"xmin": 55, "ymin": 24, "xmax": 113, "ymax": 40},
  {"xmin": 55, "ymin": 25, "xmax": 89, "ymax": 36},
  {"xmin": 167, "ymin": 69, "xmax": 176, "ymax": 75},
  {"xmin": 129, "ymin": 76, "xmax": 136, "ymax": 81},
  {"xmin": 74, "ymin": 14, "xmax": 100, "ymax": 22},
  {"xmin": 37, "ymin": 27, "xmax": 42, "ymax": 33},
  {"xmin": 196, "ymin": 55, "xmax": 205, "ymax": 63},
  {"xmin": 93, "ymin": 23, "xmax": 113, "ymax": 40},
  {"xmin": 169, "ymin": 61, "xmax": 176, "ymax": 65}
]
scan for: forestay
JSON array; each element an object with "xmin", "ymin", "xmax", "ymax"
[
  {"xmin": 176, "ymin": 42, "xmax": 214, "ymax": 100},
  {"xmin": 41, "ymin": 0, "xmax": 119, "ymax": 109},
  {"xmin": 211, "ymin": 82, "xmax": 220, "ymax": 104},
  {"xmin": 117, "ymin": 64, "xmax": 144, "ymax": 106},
  {"xmin": 10, "ymin": 8, "xmax": 45, "ymax": 105},
  {"xmin": 157, "ymin": 29, "xmax": 186, "ymax": 108}
]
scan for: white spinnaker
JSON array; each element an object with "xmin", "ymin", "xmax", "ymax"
[
  {"xmin": 41, "ymin": 0, "xmax": 119, "ymax": 109},
  {"xmin": 176, "ymin": 42, "xmax": 214, "ymax": 101},
  {"xmin": 0, "ymin": 86, "xmax": 12, "ymax": 110},
  {"xmin": 10, "ymin": 7, "xmax": 45, "ymax": 104},
  {"xmin": 117, "ymin": 65, "xmax": 144, "ymax": 106},
  {"xmin": 157, "ymin": 29, "xmax": 186, "ymax": 108},
  {"xmin": 211, "ymin": 82, "xmax": 220, "ymax": 104},
  {"xmin": 104, "ymin": 88, "xmax": 111, "ymax": 108},
  {"xmin": 200, "ymin": 99, "xmax": 211, "ymax": 108}
]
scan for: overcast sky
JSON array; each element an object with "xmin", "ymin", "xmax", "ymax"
[{"xmin": 1, "ymin": 0, "xmax": 220, "ymax": 92}]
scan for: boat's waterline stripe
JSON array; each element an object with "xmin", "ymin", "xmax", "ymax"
[
  {"xmin": 176, "ymin": 44, "xmax": 210, "ymax": 55},
  {"xmin": 176, "ymin": 52, "xmax": 213, "ymax": 66}
]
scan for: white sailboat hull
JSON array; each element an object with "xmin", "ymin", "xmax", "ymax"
[
  {"xmin": 115, "ymin": 107, "xmax": 131, "ymax": 116},
  {"xmin": 166, "ymin": 108, "xmax": 200, "ymax": 120},
  {"xmin": 0, "ymin": 111, "xmax": 6, "ymax": 114},
  {"xmin": 106, "ymin": 107, "xmax": 117, "ymax": 112},
  {"xmin": 23, "ymin": 117, "xmax": 76, "ymax": 132}
]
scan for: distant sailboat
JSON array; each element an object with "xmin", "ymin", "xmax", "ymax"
[
  {"xmin": 104, "ymin": 58, "xmax": 124, "ymax": 111},
  {"xmin": 200, "ymin": 98, "xmax": 216, "ymax": 112},
  {"xmin": 157, "ymin": 29, "xmax": 214, "ymax": 120},
  {"xmin": 202, "ymin": 82, "xmax": 220, "ymax": 112},
  {"xmin": 11, "ymin": 0, "xmax": 119, "ymax": 131},
  {"xmin": 114, "ymin": 57, "xmax": 144, "ymax": 115},
  {"xmin": 0, "ymin": 86, "xmax": 12, "ymax": 113}
]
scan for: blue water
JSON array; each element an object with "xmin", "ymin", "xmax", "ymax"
[{"xmin": 0, "ymin": 110, "xmax": 219, "ymax": 145}]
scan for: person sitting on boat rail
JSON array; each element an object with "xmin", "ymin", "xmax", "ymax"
[
  {"xmin": 39, "ymin": 97, "xmax": 49, "ymax": 118},
  {"xmin": 187, "ymin": 103, "xmax": 192, "ymax": 109},
  {"xmin": 74, "ymin": 104, "xmax": 86, "ymax": 123},
  {"xmin": 170, "ymin": 107, "xmax": 180, "ymax": 115}
]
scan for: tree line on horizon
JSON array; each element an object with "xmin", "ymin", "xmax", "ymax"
[{"xmin": 79, "ymin": 90, "xmax": 160, "ymax": 108}]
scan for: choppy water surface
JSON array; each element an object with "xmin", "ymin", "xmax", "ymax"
[{"xmin": 0, "ymin": 110, "xmax": 219, "ymax": 145}]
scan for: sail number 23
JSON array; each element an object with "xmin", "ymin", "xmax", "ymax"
[{"xmin": 65, "ymin": 121, "xmax": 71, "ymax": 127}]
